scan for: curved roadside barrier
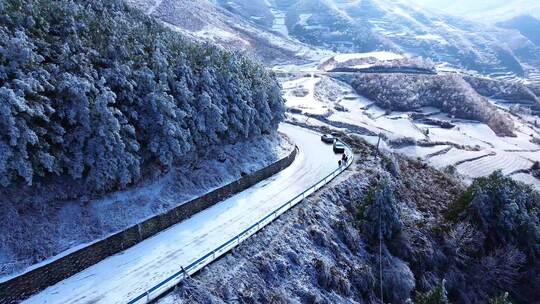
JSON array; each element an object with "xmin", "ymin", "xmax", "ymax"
[
  {"xmin": 128, "ymin": 141, "xmax": 353, "ymax": 304},
  {"xmin": 0, "ymin": 142, "xmax": 298, "ymax": 304}
]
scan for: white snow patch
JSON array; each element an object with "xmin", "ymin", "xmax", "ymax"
[
  {"xmin": 284, "ymin": 76, "xmax": 329, "ymax": 115},
  {"xmin": 428, "ymin": 148, "xmax": 492, "ymax": 169},
  {"xmin": 395, "ymin": 145, "xmax": 451, "ymax": 159},
  {"xmin": 457, "ymin": 151, "xmax": 532, "ymax": 178},
  {"xmin": 331, "ymin": 52, "xmax": 404, "ymax": 63}
]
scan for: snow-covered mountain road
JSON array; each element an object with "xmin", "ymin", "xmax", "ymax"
[{"xmin": 24, "ymin": 124, "xmax": 345, "ymax": 304}]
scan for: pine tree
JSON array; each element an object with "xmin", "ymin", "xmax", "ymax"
[
  {"xmin": 489, "ymin": 293, "xmax": 513, "ymax": 304},
  {"xmin": 415, "ymin": 280, "xmax": 450, "ymax": 304}
]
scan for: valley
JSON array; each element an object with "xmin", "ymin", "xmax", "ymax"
[
  {"xmin": 279, "ymin": 58, "xmax": 540, "ymax": 188},
  {"xmin": 133, "ymin": 0, "xmax": 540, "ymax": 187},
  {"xmin": 1, "ymin": 1, "xmax": 540, "ymax": 304}
]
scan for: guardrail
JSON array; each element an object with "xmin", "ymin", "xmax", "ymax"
[{"xmin": 128, "ymin": 141, "xmax": 353, "ymax": 304}]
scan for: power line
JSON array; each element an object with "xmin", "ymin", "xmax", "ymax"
[{"xmin": 379, "ymin": 191, "xmax": 384, "ymax": 304}]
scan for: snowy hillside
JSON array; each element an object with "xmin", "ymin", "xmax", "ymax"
[
  {"xmin": 279, "ymin": 54, "xmax": 540, "ymax": 187},
  {"xmin": 125, "ymin": 0, "xmax": 331, "ymax": 64},
  {"xmin": 126, "ymin": 0, "xmax": 540, "ymax": 85},
  {"xmin": 497, "ymin": 15, "xmax": 540, "ymax": 46},
  {"xmin": 2, "ymin": 1, "xmax": 540, "ymax": 303},
  {"xmin": 157, "ymin": 136, "xmax": 540, "ymax": 304},
  {"xmin": 414, "ymin": 0, "xmax": 540, "ymax": 22},
  {"xmin": 217, "ymin": 0, "xmax": 539, "ymax": 83}
]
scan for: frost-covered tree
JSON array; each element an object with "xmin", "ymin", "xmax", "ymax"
[
  {"xmin": 351, "ymin": 73, "xmax": 515, "ymax": 136},
  {"xmin": 415, "ymin": 280, "xmax": 450, "ymax": 304},
  {"xmin": 442, "ymin": 171, "xmax": 540, "ymax": 302},
  {"xmin": 489, "ymin": 293, "xmax": 513, "ymax": 304},
  {"xmin": 84, "ymin": 87, "xmax": 140, "ymax": 190},
  {"xmin": 357, "ymin": 179, "xmax": 403, "ymax": 242},
  {"xmin": 452, "ymin": 171, "xmax": 540, "ymax": 261},
  {"xmin": 0, "ymin": 0, "xmax": 285, "ymax": 196}
]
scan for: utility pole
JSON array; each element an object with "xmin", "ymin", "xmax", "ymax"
[
  {"xmin": 376, "ymin": 133, "xmax": 382, "ymax": 156},
  {"xmin": 379, "ymin": 192, "xmax": 384, "ymax": 304}
]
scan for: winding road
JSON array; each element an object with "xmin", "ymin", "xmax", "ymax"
[{"xmin": 24, "ymin": 124, "xmax": 345, "ymax": 304}]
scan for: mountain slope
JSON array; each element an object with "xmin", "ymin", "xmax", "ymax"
[
  {"xmin": 158, "ymin": 135, "xmax": 540, "ymax": 304},
  {"xmin": 128, "ymin": 0, "xmax": 540, "ymax": 83},
  {"xmin": 497, "ymin": 15, "xmax": 540, "ymax": 46},
  {"xmin": 414, "ymin": 0, "xmax": 540, "ymax": 22},
  {"xmin": 219, "ymin": 0, "xmax": 540, "ymax": 81},
  {"xmin": 125, "ymin": 0, "xmax": 329, "ymax": 64}
]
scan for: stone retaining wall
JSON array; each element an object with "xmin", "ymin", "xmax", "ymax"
[{"xmin": 0, "ymin": 146, "xmax": 298, "ymax": 304}]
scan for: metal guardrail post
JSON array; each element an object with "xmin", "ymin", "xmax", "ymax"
[{"xmin": 181, "ymin": 266, "xmax": 187, "ymax": 279}]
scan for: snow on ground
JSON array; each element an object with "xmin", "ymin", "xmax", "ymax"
[
  {"xmin": 263, "ymin": 0, "xmax": 290, "ymax": 38},
  {"xmin": 0, "ymin": 133, "xmax": 293, "ymax": 282},
  {"xmin": 273, "ymin": 61, "xmax": 321, "ymax": 74},
  {"xmin": 283, "ymin": 76, "xmax": 328, "ymax": 115},
  {"xmin": 419, "ymin": 106, "xmax": 442, "ymax": 115},
  {"xmin": 22, "ymin": 124, "xmax": 344, "ymax": 304},
  {"xmin": 279, "ymin": 70, "xmax": 540, "ymax": 188},
  {"xmin": 376, "ymin": 116, "xmax": 426, "ymax": 139},
  {"xmin": 456, "ymin": 151, "xmax": 533, "ymax": 178},
  {"xmin": 363, "ymin": 104, "xmax": 387, "ymax": 119},
  {"xmin": 298, "ymin": 13, "xmax": 312, "ymax": 26},
  {"xmin": 420, "ymin": 123, "xmax": 493, "ymax": 148},
  {"xmin": 287, "ymin": 113, "xmax": 345, "ymax": 131},
  {"xmin": 331, "ymin": 52, "xmax": 403, "ymax": 63},
  {"xmin": 395, "ymin": 145, "xmax": 452, "ymax": 159},
  {"xmin": 355, "ymin": 134, "xmax": 392, "ymax": 152},
  {"xmin": 318, "ymin": 51, "xmax": 405, "ymax": 71},
  {"xmin": 327, "ymin": 84, "xmax": 426, "ymax": 141},
  {"xmin": 193, "ymin": 25, "xmax": 250, "ymax": 47},
  {"xmin": 514, "ymin": 150, "xmax": 540, "ymax": 162},
  {"xmin": 267, "ymin": 4, "xmax": 288, "ymax": 37},
  {"xmin": 415, "ymin": 33, "xmax": 449, "ymax": 45},
  {"xmin": 428, "ymin": 148, "xmax": 493, "ymax": 169},
  {"xmin": 458, "ymin": 121, "xmax": 539, "ymax": 151},
  {"xmin": 341, "ymin": 94, "xmax": 374, "ymax": 109},
  {"xmin": 512, "ymin": 173, "xmax": 540, "ymax": 188}
]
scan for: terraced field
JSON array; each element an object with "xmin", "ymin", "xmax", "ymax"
[
  {"xmin": 282, "ymin": 71, "xmax": 540, "ymax": 189},
  {"xmin": 457, "ymin": 151, "xmax": 533, "ymax": 177},
  {"xmin": 429, "ymin": 148, "xmax": 494, "ymax": 169},
  {"xmin": 512, "ymin": 173, "xmax": 540, "ymax": 188},
  {"xmin": 514, "ymin": 150, "xmax": 540, "ymax": 162},
  {"xmin": 394, "ymin": 145, "xmax": 452, "ymax": 159}
]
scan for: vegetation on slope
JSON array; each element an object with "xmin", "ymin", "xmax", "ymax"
[
  {"xmin": 161, "ymin": 131, "xmax": 540, "ymax": 304},
  {"xmin": 0, "ymin": 0, "xmax": 285, "ymax": 195},
  {"xmin": 463, "ymin": 76, "xmax": 539, "ymax": 103},
  {"xmin": 351, "ymin": 73, "xmax": 515, "ymax": 136}
]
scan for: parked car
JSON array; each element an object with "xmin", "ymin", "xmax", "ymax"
[
  {"xmin": 333, "ymin": 141, "xmax": 345, "ymax": 153},
  {"xmin": 321, "ymin": 134, "xmax": 334, "ymax": 144}
]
